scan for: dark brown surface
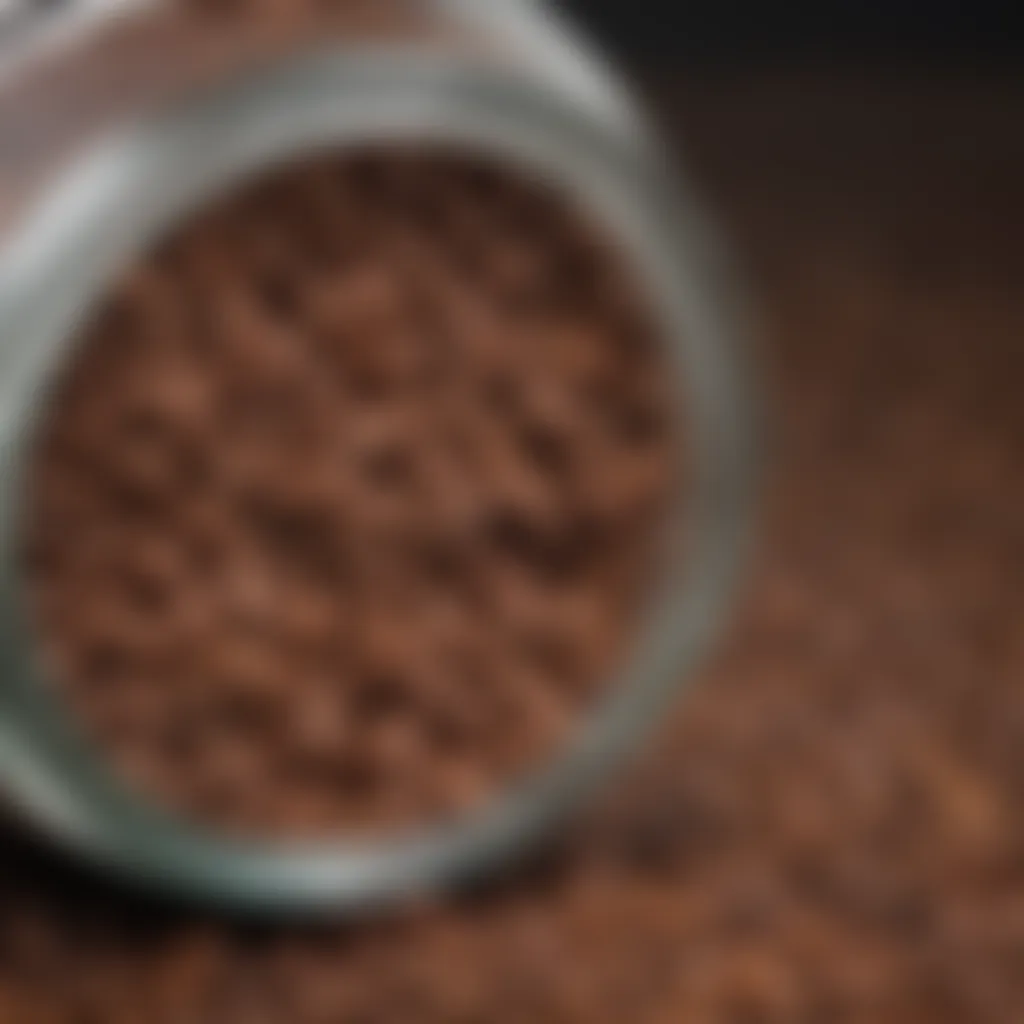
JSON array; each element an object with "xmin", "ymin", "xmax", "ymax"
[
  {"xmin": 3, "ymin": 71, "xmax": 1024, "ymax": 1022},
  {"xmin": 24, "ymin": 145, "xmax": 675, "ymax": 837}
]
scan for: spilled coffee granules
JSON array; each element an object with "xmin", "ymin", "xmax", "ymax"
[{"xmin": 23, "ymin": 147, "xmax": 678, "ymax": 836}]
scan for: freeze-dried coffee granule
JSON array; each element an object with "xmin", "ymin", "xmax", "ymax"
[{"xmin": 23, "ymin": 146, "xmax": 678, "ymax": 837}]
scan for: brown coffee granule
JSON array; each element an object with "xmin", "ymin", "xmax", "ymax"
[{"xmin": 23, "ymin": 145, "xmax": 678, "ymax": 837}]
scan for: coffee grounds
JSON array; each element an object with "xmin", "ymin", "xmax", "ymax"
[
  {"xmin": 23, "ymin": 146, "xmax": 678, "ymax": 837},
  {"xmin": 4, "ymin": 75, "xmax": 1023, "ymax": 1024}
]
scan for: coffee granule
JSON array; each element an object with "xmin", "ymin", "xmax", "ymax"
[{"xmin": 23, "ymin": 146, "xmax": 678, "ymax": 837}]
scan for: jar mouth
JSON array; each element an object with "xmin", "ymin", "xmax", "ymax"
[{"xmin": 0, "ymin": 49, "xmax": 755, "ymax": 915}]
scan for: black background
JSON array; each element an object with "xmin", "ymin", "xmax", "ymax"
[{"xmin": 562, "ymin": 0, "xmax": 1023, "ymax": 64}]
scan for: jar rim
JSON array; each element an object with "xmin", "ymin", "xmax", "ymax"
[{"xmin": 0, "ymin": 48, "xmax": 756, "ymax": 915}]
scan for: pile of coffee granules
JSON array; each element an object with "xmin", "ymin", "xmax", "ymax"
[
  {"xmin": 3, "ymin": 75, "xmax": 1024, "ymax": 1024},
  {"xmin": 23, "ymin": 146, "xmax": 678, "ymax": 836}
]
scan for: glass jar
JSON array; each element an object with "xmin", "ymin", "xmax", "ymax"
[{"xmin": 0, "ymin": 0, "xmax": 755, "ymax": 913}]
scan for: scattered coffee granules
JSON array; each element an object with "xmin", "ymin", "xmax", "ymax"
[
  {"xmin": 3, "ymin": 76, "xmax": 1024, "ymax": 1024},
  {"xmin": 23, "ymin": 146, "xmax": 678, "ymax": 836}
]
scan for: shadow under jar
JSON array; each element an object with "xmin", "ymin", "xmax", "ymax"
[{"xmin": 0, "ymin": 0, "xmax": 755, "ymax": 914}]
